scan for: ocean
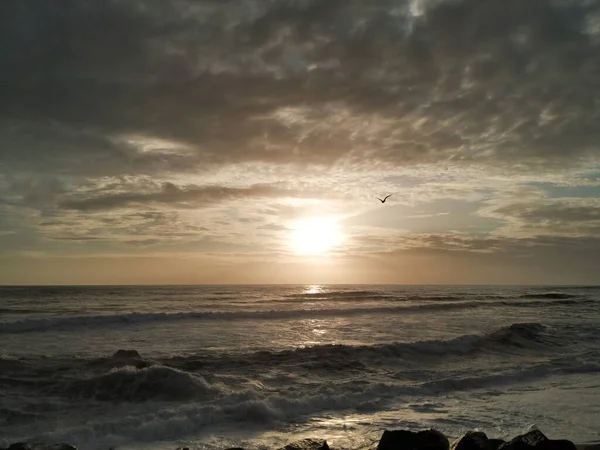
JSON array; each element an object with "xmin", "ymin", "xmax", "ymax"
[{"xmin": 1, "ymin": 285, "xmax": 599, "ymax": 450}]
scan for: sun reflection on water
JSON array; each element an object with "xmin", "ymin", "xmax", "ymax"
[{"xmin": 305, "ymin": 285, "xmax": 324, "ymax": 295}]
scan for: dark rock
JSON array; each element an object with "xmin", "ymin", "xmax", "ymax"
[
  {"xmin": 490, "ymin": 440, "xmax": 506, "ymax": 450},
  {"xmin": 224, "ymin": 448, "xmax": 245, "ymax": 450},
  {"xmin": 498, "ymin": 430, "xmax": 576, "ymax": 450},
  {"xmin": 498, "ymin": 430, "xmax": 548, "ymax": 450},
  {"xmin": 280, "ymin": 438, "xmax": 329, "ymax": 450},
  {"xmin": 7, "ymin": 444, "xmax": 33, "ymax": 450},
  {"xmin": 451, "ymin": 432, "xmax": 491, "ymax": 450},
  {"xmin": 419, "ymin": 430, "xmax": 450, "ymax": 450},
  {"xmin": 113, "ymin": 349, "xmax": 141, "ymax": 359},
  {"xmin": 549, "ymin": 441, "xmax": 577, "ymax": 450},
  {"xmin": 378, "ymin": 430, "xmax": 416, "ymax": 450},
  {"xmin": 378, "ymin": 429, "xmax": 449, "ymax": 450},
  {"xmin": 6, "ymin": 443, "xmax": 76, "ymax": 450}
]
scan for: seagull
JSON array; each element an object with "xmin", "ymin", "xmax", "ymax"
[{"xmin": 377, "ymin": 194, "xmax": 393, "ymax": 203}]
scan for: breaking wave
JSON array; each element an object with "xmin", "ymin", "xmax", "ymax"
[
  {"xmin": 60, "ymin": 365, "xmax": 221, "ymax": 402},
  {"xmin": 166, "ymin": 322, "xmax": 557, "ymax": 372}
]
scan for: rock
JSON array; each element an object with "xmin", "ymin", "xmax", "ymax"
[
  {"xmin": 490, "ymin": 440, "xmax": 506, "ymax": 450},
  {"xmin": 5, "ymin": 443, "xmax": 76, "ymax": 450},
  {"xmin": 550, "ymin": 441, "xmax": 577, "ymax": 450},
  {"xmin": 377, "ymin": 429, "xmax": 449, "ymax": 450},
  {"xmin": 451, "ymin": 432, "xmax": 491, "ymax": 450},
  {"xmin": 498, "ymin": 430, "xmax": 576, "ymax": 450},
  {"xmin": 224, "ymin": 448, "xmax": 245, "ymax": 450},
  {"xmin": 7, "ymin": 444, "xmax": 33, "ymax": 450},
  {"xmin": 378, "ymin": 430, "xmax": 415, "ymax": 450},
  {"xmin": 280, "ymin": 438, "xmax": 329, "ymax": 450},
  {"xmin": 112, "ymin": 349, "xmax": 141, "ymax": 359},
  {"xmin": 419, "ymin": 430, "xmax": 451, "ymax": 450}
]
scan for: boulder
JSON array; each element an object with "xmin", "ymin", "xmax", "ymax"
[
  {"xmin": 112, "ymin": 349, "xmax": 141, "ymax": 359},
  {"xmin": 451, "ymin": 432, "xmax": 491, "ymax": 450},
  {"xmin": 498, "ymin": 430, "xmax": 576, "ymax": 450},
  {"xmin": 550, "ymin": 441, "xmax": 577, "ymax": 450},
  {"xmin": 280, "ymin": 438, "xmax": 330, "ymax": 450},
  {"xmin": 377, "ymin": 429, "xmax": 449, "ymax": 450},
  {"xmin": 7, "ymin": 444, "xmax": 33, "ymax": 450},
  {"xmin": 5, "ymin": 444, "xmax": 76, "ymax": 450}
]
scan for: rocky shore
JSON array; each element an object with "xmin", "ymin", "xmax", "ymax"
[{"xmin": 2, "ymin": 428, "xmax": 599, "ymax": 450}]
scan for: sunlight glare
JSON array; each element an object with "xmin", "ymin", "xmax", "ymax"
[{"xmin": 289, "ymin": 217, "xmax": 342, "ymax": 255}]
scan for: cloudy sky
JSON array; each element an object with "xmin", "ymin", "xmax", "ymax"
[{"xmin": 1, "ymin": 0, "xmax": 600, "ymax": 285}]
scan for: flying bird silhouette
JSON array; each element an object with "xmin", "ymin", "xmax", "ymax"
[{"xmin": 377, "ymin": 194, "xmax": 393, "ymax": 203}]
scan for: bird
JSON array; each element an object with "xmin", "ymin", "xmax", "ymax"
[{"xmin": 377, "ymin": 194, "xmax": 393, "ymax": 203}]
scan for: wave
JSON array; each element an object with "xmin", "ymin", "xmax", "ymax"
[
  {"xmin": 2, "ymin": 295, "xmax": 595, "ymax": 334},
  {"xmin": 519, "ymin": 293, "xmax": 579, "ymax": 300},
  {"xmin": 8, "ymin": 356, "xmax": 600, "ymax": 450},
  {"xmin": 285, "ymin": 290, "xmax": 385, "ymax": 298},
  {"xmin": 59, "ymin": 365, "xmax": 221, "ymax": 402},
  {"xmin": 1, "ymin": 322, "xmax": 561, "ymax": 377},
  {"xmin": 276, "ymin": 293, "xmax": 475, "ymax": 304},
  {"xmin": 159, "ymin": 323, "xmax": 561, "ymax": 377}
]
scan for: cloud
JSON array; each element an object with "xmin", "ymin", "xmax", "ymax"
[
  {"xmin": 1, "ymin": 0, "xmax": 599, "ymax": 178},
  {"xmin": 481, "ymin": 196, "xmax": 600, "ymax": 236},
  {"xmin": 59, "ymin": 181, "xmax": 317, "ymax": 211}
]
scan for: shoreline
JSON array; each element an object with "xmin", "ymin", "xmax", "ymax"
[{"xmin": 3, "ymin": 428, "xmax": 600, "ymax": 450}]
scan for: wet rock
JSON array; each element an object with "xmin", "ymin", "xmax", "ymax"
[
  {"xmin": 280, "ymin": 438, "xmax": 330, "ymax": 450},
  {"xmin": 112, "ymin": 349, "xmax": 141, "ymax": 359},
  {"xmin": 377, "ymin": 429, "xmax": 449, "ymax": 450},
  {"xmin": 451, "ymin": 432, "xmax": 491, "ymax": 450},
  {"xmin": 498, "ymin": 430, "xmax": 576, "ymax": 450}
]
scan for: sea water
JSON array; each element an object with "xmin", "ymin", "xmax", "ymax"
[{"xmin": 1, "ymin": 285, "xmax": 599, "ymax": 449}]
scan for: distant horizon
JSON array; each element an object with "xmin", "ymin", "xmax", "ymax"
[{"xmin": 2, "ymin": 283, "xmax": 598, "ymax": 288}]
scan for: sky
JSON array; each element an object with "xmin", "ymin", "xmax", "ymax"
[{"xmin": 1, "ymin": 0, "xmax": 600, "ymax": 285}]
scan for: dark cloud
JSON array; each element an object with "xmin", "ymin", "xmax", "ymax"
[{"xmin": 1, "ymin": 0, "xmax": 599, "ymax": 178}]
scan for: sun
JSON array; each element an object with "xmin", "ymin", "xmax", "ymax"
[{"xmin": 288, "ymin": 217, "xmax": 342, "ymax": 255}]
